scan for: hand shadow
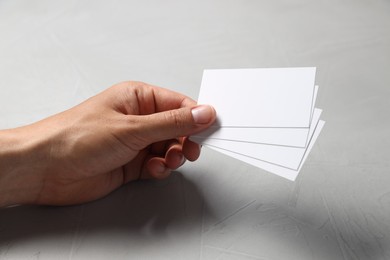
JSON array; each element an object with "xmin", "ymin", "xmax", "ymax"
[{"xmin": 0, "ymin": 172, "xmax": 212, "ymax": 250}]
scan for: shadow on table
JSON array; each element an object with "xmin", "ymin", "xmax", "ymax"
[
  {"xmin": 0, "ymin": 169, "xmax": 386, "ymax": 260},
  {"xmin": 0, "ymin": 172, "xmax": 211, "ymax": 246}
]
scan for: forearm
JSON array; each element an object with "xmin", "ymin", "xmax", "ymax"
[{"xmin": 0, "ymin": 127, "xmax": 44, "ymax": 207}]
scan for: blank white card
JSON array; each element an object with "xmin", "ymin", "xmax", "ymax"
[
  {"xmin": 192, "ymin": 67, "xmax": 324, "ymax": 181},
  {"xmin": 197, "ymin": 67, "xmax": 316, "ymax": 127},
  {"xmin": 193, "ymin": 85, "xmax": 319, "ymax": 147}
]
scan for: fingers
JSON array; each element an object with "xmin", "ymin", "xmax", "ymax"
[
  {"xmin": 110, "ymin": 82, "xmax": 213, "ymax": 181},
  {"xmin": 132, "ymin": 105, "xmax": 216, "ymax": 147},
  {"xmin": 164, "ymin": 143, "xmax": 186, "ymax": 169},
  {"xmin": 182, "ymin": 137, "xmax": 201, "ymax": 161},
  {"xmin": 113, "ymin": 82, "xmax": 216, "ymax": 147},
  {"xmin": 111, "ymin": 81, "xmax": 198, "ymax": 114},
  {"xmin": 145, "ymin": 157, "xmax": 172, "ymax": 179},
  {"xmin": 133, "ymin": 138, "xmax": 200, "ymax": 180},
  {"xmin": 145, "ymin": 142, "xmax": 186, "ymax": 179},
  {"xmin": 131, "ymin": 82, "xmax": 198, "ymax": 112}
]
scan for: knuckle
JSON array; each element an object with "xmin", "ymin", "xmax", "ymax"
[{"xmin": 165, "ymin": 110, "xmax": 188, "ymax": 135}]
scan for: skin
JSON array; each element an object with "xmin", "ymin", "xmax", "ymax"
[{"xmin": 0, "ymin": 81, "xmax": 216, "ymax": 207}]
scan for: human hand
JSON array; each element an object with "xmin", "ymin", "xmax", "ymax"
[{"xmin": 0, "ymin": 82, "xmax": 216, "ymax": 206}]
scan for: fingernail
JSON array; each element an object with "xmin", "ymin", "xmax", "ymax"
[
  {"xmin": 191, "ymin": 105, "xmax": 214, "ymax": 124},
  {"xmin": 172, "ymin": 152, "xmax": 184, "ymax": 164},
  {"xmin": 170, "ymin": 151, "xmax": 185, "ymax": 168}
]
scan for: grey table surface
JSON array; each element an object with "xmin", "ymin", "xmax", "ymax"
[{"xmin": 1, "ymin": 1, "xmax": 389, "ymax": 259}]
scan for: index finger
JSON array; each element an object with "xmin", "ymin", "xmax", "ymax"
[{"xmin": 126, "ymin": 82, "xmax": 198, "ymax": 114}]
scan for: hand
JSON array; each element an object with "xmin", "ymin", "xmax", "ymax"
[{"xmin": 0, "ymin": 82, "xmax": 216, "ymax": 206}]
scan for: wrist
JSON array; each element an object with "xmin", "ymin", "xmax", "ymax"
[{"xmin": 0, "ymin": 127, "xmax": 46, "ymax": 207}]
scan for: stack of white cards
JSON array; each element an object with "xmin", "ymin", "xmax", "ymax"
[{"xmin": 190, "ymin": 67, "xmax": 325, "ymax": 181}]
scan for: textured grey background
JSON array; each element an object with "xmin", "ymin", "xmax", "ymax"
[{"xmin": 1, "ymin": 0, "xmax": 390, "ymax": 259}]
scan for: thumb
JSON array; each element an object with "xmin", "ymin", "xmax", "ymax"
[{"xmin": 135, "ymin": 105, "xmax": 216, "ymax": 144}]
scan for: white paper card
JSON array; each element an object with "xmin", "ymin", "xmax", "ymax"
[
  {"xmin": 193, "ymin": 85, "xmax": 319, "ymax": 147},
  {"xmin": 192, "ymin": 109, "xmax": 322, "ymax": 170},
  {"xmin": 198, "ymin": 67, "xmax": 316, "ymax": 127},
  {"xmin": 207, "ymin": 120, "xmax": 325, "ymax": 181}
]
